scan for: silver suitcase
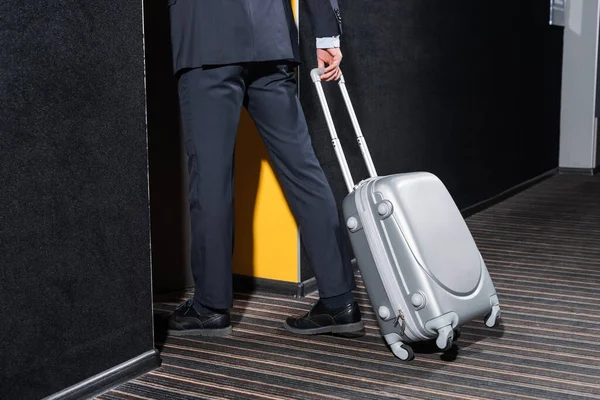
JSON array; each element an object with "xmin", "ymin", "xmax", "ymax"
[{"xmin": 310, "ymin": 68, "xmax": 502, "ymax": 361}]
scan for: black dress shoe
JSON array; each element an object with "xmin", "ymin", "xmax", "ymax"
[
  {"xmin": 284, "ymin": 299, "xmax": 363, "ymax": 335},
  {"xmin": 166, "ymin": 299, "xmax": 232, "ymax": 337}
]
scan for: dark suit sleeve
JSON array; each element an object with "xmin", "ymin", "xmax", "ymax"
[{"xmin": 303, "ymin": 0, "xmax": 343, "ymax": 37}]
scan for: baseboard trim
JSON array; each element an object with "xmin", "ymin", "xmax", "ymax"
[
  {"xmin": 461, "ymin": 168, "xmax": 558, "ymax": 218},
  {"xmin": 295, "ymin": 277, "xmax": 317, "ymax": 297},
  {"xmin": 43, "ymin": 349, "xmax": 160, "ymax": 400},
  {"xmin": 558, "ymin": 166, "xmax": 599, "ymax": 176},
  {"xmin": 233, "ymin": 274, "xmax": 316, "ymax": 298}
]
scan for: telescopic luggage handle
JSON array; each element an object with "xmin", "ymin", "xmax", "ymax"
[{"xmin": 310, "ymin": 68, "xmax": 377, "ymax": 194}]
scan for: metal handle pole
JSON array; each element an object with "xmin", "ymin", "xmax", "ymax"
[
  {"xmin": 337, "ymin": 77, "xmax": 378, "ymax": 178},
  {"xmin": 311, "ymin": 69, "xmax": 355, "ymax": 193}
]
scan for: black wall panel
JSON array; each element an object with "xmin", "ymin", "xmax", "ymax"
[
  {"xmin": 143, "ymin": 0, "xmax": 194, "ymax": 293},
  {"xmin": 0, "ymin": 1, "xmax": 154, "ymax": 399},
  {"xmin": 298, "ymin": 1, "xmax": 564, "ymax": 281}
]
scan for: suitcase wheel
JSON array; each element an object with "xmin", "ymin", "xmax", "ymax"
[
  {"xmin": 440, "ymin": 338, "xmax": 453, "ymax": 352},
  {"xmin": 484, "ymin": 304, "xmax": 502, "ymax": 328},
  {"xmin": 454, "ymin": 328, "xmax": 461, "ymax": 341},
  {"xmin": 436, "ymin": 325, "xmax": 454, "ymax": 352},
  {"xmin": 390, "ymin": 342, "xmax": 415, "ymax": 361}
]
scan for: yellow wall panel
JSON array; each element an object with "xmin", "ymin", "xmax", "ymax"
[
  {"xmin": 232, "ymin": 110, "xmax": 298, "ymax": 283},
  {"xmin": 231, "ymin": 1, "xmax": 300, "ymax": 283}
]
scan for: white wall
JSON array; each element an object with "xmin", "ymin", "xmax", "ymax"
[{"xmin": 559, "ymin": 0, "xmax": 600, "ymax": 170}]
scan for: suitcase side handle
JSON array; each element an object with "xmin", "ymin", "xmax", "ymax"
[{"xmin": 311, "ymin": 68, "xmax": 378, "ymax": 193}]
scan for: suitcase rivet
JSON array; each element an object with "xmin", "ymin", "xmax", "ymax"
[
  {"xmin": 378, "ymin": 306, "xmax": 391, "ymax": 320},
  {"xmin": 377, "ymin": 202, "xmax": 390, "ymax": 216},
  {"xmin": 346, "ymin": 217, "xmax": 358, "ymax": 230},
  {"xmin": 411, "ymin": 293, "xmax": 425, "ymax": 308}
]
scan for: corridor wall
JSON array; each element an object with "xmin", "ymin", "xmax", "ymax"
[
  {"xmin": 297, "ymin": 0, "xmax": 564, "ymax": 282},
  {"xmin": 0, "ymin": 1, "xmax": 157, "ymax": 399}
]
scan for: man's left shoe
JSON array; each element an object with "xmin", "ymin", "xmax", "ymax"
[
  {"xmin": 284, "ymin": 299, "xmax": 364, "ymax": 335},
  {"xmin": 166, "ymin": 298, "xmax": 232, "ymax": 337}
]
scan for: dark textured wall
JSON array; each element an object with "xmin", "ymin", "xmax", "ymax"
[
  {"xmin": 0, "ymin": 2, "xmax": 154, "ymax": 399},
  {"xmin": 143, "ymin": 0, "xmax": 195, "ymax": 293},
  {"xmin": 298, "ymin": 1, "xmax": 564, "ymax": 281}
]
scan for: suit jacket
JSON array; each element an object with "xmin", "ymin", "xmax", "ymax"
[{"xmin": 168, "ymin": 0, "xmax": 342, "ymax": 74}]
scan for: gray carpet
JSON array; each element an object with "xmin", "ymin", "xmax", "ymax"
[{"xmin": 100, "ymin": 174, "xmax": 600, "ymax": 399}]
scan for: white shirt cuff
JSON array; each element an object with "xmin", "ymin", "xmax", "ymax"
[{"xmin": 316, "ymin": 36, "xmax": 340, "ymax": 49}]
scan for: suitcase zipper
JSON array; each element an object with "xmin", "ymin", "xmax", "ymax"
[{"xmin": 394, "ymin": 309, "xmax": 406, "ymax": 335}]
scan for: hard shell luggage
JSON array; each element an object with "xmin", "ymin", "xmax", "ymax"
[{"xmin": 310, "ymin": 68, "xmax": 502, "ymax": 361}]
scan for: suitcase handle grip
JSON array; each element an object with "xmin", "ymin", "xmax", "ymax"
[
  {"xmin": 310, "ymin": 68, "xmax": 378, "ymax": 193},
  {"xmin": 310, "ymin": 67, "xmax": 327, "ymax": 83}
]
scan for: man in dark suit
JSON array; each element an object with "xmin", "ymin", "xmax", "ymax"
[{"xmin": 166, "ymin": 0, "xmax": 362, "ymax": 337}]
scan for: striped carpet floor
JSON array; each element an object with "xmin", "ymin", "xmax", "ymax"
[{"xmin": 99, "ymin": 174, "xmax": 600, "ymax": 400}]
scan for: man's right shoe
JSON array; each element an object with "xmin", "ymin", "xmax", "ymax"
[
  {"xmin": 166, "ymin": 298, "xmax": 232, "ymax": 337},
  {"xmin": 283, "ymin": 299, "xmax": 364, "ymax": 335}
]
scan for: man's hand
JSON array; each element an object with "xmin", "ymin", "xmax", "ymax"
[{"xmin": 317, "ymin": 48, "xmax": 343, "ymax": 81}]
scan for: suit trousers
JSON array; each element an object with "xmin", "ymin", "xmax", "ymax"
[{"xmin": 177, "ymin": 63, "xmax": 355, "ymax": 309}]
